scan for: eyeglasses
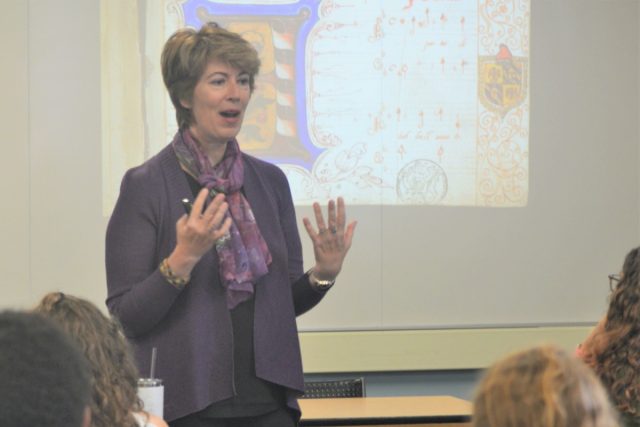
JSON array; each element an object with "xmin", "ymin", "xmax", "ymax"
[{"xmin": 608, "ymin": 274, "xmax": 621, "ymax": 291}]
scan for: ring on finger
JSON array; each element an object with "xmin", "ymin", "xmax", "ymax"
[
  {"xmin": 330, "ymin": 227, "xmax": 337, "ymax": 234},
  {"xmin": 216, "ymin": 234, "xmax": 231, "ymax": 246}
]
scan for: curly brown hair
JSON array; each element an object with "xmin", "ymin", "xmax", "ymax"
[
  {"xmin": 584, "ymin": 246, "xmax": 640, "ymax": 424},
  {"xmin": 473, "ymin": 345, "xmax": 619, "ymax": 427},
  {"xmin": 35, "ymin": 292, "xmax": 143, "ymax": 427}
]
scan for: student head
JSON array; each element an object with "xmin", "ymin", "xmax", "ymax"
[
  {"xmin": 35, "ymin": 292, "xmax": 142, "ymax": 427},
  {"xmin": 161, "ymin": 21, "xmax": 261, "ymax": 129},
  {"xmin": 472, "ymin": 345, "xmax": 619, "ymax": 427},
  {"xmin": 0, "ymin": 310, "xmax": 91, "ymax": 427},
  {"xmin": 586, "ymin": 246, "xmax": 640, "ymax": 422},
  {"xmin": 607, "ymin": 246, "xmax": 640, "ymax": 328}
]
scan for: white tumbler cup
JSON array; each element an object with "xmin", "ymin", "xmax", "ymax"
[{"xmin": 138, "ymin": 378, "xmax": 164, "ymax": 418}]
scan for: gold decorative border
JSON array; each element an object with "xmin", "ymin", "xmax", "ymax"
[{"xmin": 476, "ymin": 0, "xmax": 530, "ymax": 206}]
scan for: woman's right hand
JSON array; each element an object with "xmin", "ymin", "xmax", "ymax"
[{"xmin": 167, "ymin": 188, "xmax": 232, "ymax": 278}]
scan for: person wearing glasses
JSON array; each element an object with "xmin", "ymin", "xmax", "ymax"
[
  {"xmin": 105, "ymin": 22, "xmax": 356, "ymax": 426},
  {"xmin": 577, "ymin": 246, "xmax": 640, "ymax": 427}
]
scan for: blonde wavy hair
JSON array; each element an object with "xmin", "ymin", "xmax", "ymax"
[
  {"xmin": 35, "ymin": 292, "xmax": 143, "ymax": 427},
  {"xmin": 473, "ymin": 345, "xmax": 619, "ymax": 427}
]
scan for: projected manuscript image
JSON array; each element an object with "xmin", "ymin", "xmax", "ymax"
[{"xmin": 102, "ymin": 0, "xmax": 529, "ymax": 211}]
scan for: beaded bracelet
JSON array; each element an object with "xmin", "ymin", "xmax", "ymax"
[{"xmin": 159, "ymin": 258, "xmax": 189, "ymax": 290}]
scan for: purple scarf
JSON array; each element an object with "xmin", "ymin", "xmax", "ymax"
[{"xmin": 173, "ymin": 130, "xmax": 272, "ymax": 309}]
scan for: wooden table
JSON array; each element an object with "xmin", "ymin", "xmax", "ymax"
[{"xmin": 299, "ymin": 395, "xmax": 472, "ymax": 426}]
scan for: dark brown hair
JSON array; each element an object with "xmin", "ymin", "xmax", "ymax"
[
  {"xmin": 584, "ymin": 246, "xmax": 640, "ymax": 423},
  {"xmin": 0, "ymin": 310, "xmax": 90, "ymax": 427}
]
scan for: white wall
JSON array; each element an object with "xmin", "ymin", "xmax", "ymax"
[
  {"xmin": 1, "ymin": 1, "xmax": 639, "ymax": 335},
  {"xmin": 1, "ymin": 1, "xmax": 105, "ymax": 309},
  {"xmin": 1, "ymin": 2, "xmax": 31, "ymax": 307}
]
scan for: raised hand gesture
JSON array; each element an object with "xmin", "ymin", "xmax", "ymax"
[{"xmin": 302, "ymin": 197, "xmax": 357, "ymax": 281}]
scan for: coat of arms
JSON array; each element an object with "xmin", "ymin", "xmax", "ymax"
[{"xmin": 479, "ymin": 44, "xmax": 528, "ymax": 117}]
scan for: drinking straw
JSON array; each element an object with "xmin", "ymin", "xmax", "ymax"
[{"xmin": 150, "ymin": 347, "xmax": 157, "ymax": 379}]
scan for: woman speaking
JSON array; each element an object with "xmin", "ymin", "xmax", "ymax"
[{"xmin": 106, "ymin": 22, "xmax": 356, "ymax": 427}]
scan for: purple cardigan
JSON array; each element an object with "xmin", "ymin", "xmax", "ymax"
[{"xmin": 105, "ymin": 144, "xmax": 325, "ymax": 421}]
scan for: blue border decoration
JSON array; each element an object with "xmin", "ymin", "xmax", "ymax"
[{"xmin": 181, "ymin": 0, "xmax": 322, "ymax": 169}]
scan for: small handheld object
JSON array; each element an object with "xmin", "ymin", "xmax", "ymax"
[{"xmin": 181, "ymin": 198, "xmax": 193, "ymax": 215}]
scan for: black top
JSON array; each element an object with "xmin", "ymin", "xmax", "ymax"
[{"xmin": 185, "ymin": 174, "xmax": 285, "ymax": 419}]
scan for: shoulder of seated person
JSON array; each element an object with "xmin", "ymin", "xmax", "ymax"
[
  {"xmin": 149, "ymin": 414, "xmax": 169, "ymax": 427},
  {"xmin": 133, "ymin": 412, "xmax": 169, "ymax": 427}
]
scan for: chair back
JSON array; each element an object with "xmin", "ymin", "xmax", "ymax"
[{"xmin": 302, "ymin": 378, "xmax": 366, "ymax": 398}]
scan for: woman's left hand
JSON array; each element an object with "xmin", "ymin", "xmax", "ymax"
[{"xmin": 303, "ymin": 197, "xmax": 357, "ymax": 280}]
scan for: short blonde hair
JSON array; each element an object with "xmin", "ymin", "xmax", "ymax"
[
  {"xmin": 473, "ymin": 345, "xmax": 619, "ymax": 427},
  {"xmin": 161, "ymin": 22, "xmax": 261, "ymax": 129}
]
